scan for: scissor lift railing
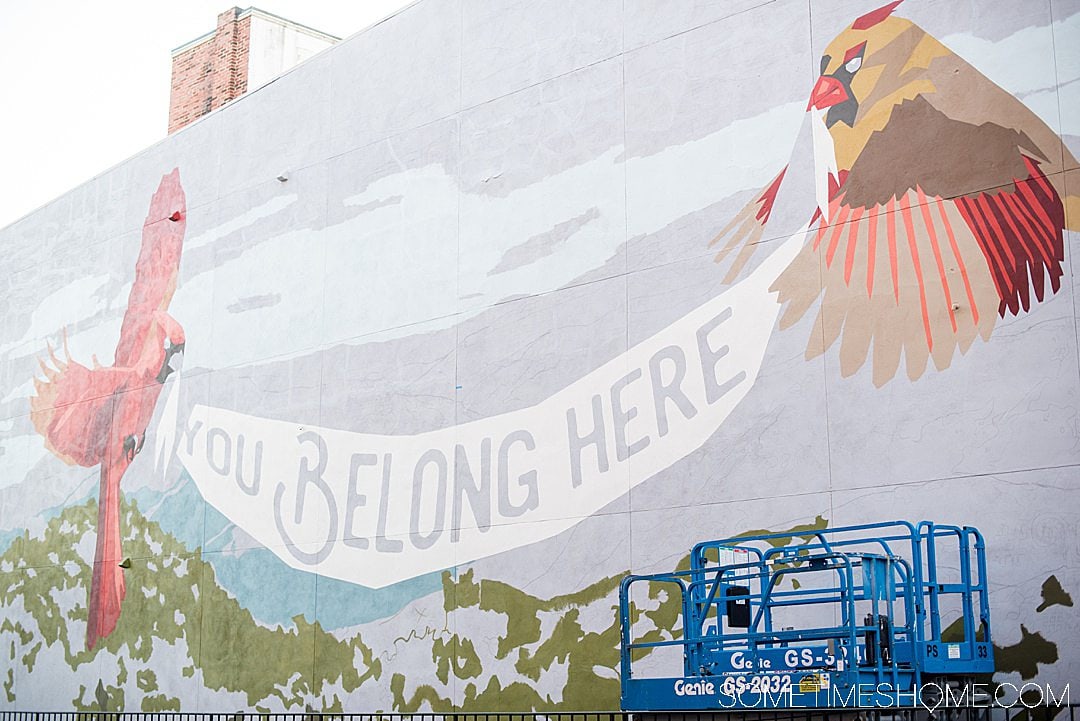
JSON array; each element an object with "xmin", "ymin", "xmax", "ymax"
[{"xmin": 619, "ymin": 520, "xmax": 993, "ymax": 711}]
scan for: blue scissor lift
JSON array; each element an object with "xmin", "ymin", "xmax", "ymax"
[{"xmin": 619, "ymin": 521, "xmax": 993, "ymax": 711}]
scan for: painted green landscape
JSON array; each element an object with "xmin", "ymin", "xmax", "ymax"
[{"xmin": 0, "ymin": 503, "xmax": 1067, "ymax": 710}]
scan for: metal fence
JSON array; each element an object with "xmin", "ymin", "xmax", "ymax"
[
  {"xmin": 0, "ymin": 707, "xmax": 1076, "ymax": 721},
  {"xmin": 638, "ymin": 703, "xmax": 1078, "ymax": 721}
]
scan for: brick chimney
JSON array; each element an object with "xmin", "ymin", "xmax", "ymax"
[
  {"xmin": 168, "ymin": 7, "xmax": 339, "ymax": 134},
  {"xmin": 168, "ymin": 7, "xmax": 251, "ymax": 133}
]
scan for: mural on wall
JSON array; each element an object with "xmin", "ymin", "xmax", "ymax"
[
  {"xmin": 0, "ymin": 0, "xmax": 1077, "ymax": 712},
  {"xmin": 173, "ymin": 0, "xmax": 1080, "ymax": 591},
  {"xmin": 28, "ymin": 170, "xmax": 187, "ymax": 649},
  {"xmin": 712, "ymin": 0, "xmax": 1078, "ymax": 386}
]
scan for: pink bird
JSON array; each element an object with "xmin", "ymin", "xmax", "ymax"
[{"xmin": 30, "ymin": 169, "xmax": 187, "ymax": 649}]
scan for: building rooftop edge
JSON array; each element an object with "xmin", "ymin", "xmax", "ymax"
[{"xmin": 170, "ymin": 6, "xmax": 340, "ymax": 57}]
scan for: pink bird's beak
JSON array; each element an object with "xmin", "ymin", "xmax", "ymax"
[{"xmin": 807, "ymin": 75, "xmax": 849, "ymax": 111}]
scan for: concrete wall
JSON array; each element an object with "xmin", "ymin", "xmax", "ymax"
[
  {"xmin": 246, "ymin": 13, "xmax": 337, "ymax": 92},
  {"xmin": 1, "ymin": 0, "xmax": 1078, "ymax": 711}
]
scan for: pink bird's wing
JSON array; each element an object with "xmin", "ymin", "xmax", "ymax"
[
  {"xmin": 709, "ymin": 167, "xmax": 788, "ymax": 283},
  {"xmin": 31, "ymin": 354, "xmax": 131, "ymax": 467},
  {"xmin": 773, "ymin": 188, "xmax": 1001, "ymax": 387}
]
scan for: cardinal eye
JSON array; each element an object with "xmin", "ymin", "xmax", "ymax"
[{"xmin": 841, "ymin": 41, "xmax": 866, "ymax": 73}]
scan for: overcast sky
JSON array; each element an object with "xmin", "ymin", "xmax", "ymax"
[{"xmin": 0, "ymin": 0, "xmax": 413, "ymax": 230}]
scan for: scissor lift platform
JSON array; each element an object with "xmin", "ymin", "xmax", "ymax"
[{"xmin": 619, "ymin": 521, "xmax": 993, "ymax": 711}]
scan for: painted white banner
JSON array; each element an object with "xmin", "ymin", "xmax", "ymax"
[{"xmin": 177, "ymin": 229, "xmax": 805, "ymax": 587}]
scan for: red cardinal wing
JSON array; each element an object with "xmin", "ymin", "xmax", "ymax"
[
  {"xmin": 773, "ymin": 96, "xmax": 1065, "ymax": 386},
  {"xmin": 709, "ymin": 167, "xmax": 787, "ymax": 282},
  {"xmin": 32, "ymin": 170, "xmax": 188, "ymax": 465},
  {"xmin": 30, "ymin": 345, "xmax": 130, "ymax": 467},
  {"xmin": 952, "ymin": 157, "xmax": 1065, "ymax": 317},
  {"xmin": 775, "ymin": 188, "xmax": 1001, "ymax": 386}
]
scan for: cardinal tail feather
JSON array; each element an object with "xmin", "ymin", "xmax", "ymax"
[{"xmin": 86, "ymin": 459, "xmax": 127, "ymax": 650}]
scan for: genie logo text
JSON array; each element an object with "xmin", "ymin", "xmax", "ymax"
[{"xmin": 674, "ymin": 679, "xmax": 716, "ymax": 697}]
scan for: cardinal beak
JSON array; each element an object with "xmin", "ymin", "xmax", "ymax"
[{"xmin": 807, "ymin": 75, "xmax": 849, "ymax": 111}]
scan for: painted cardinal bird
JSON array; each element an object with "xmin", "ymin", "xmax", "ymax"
[
  {"xmin": 711, "ymin": 0, "xmax": 1079, "ymax": 386},
  {"xmin": 30, "ymin": 169, "xmax": 187, "ymax": 650}
]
